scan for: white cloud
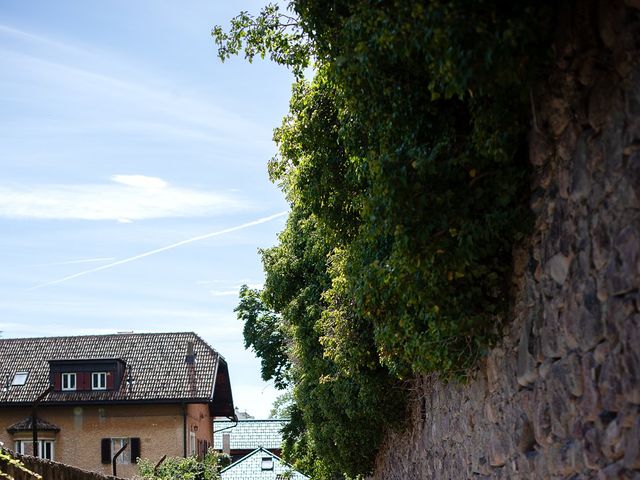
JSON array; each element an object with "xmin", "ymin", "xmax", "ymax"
[
  {"xmin": 0, "ymin": 24, "xmax": 82, "ymax": 55},
  {"xmin": 112, "ymin": 174, "xmax": 168, "ymax": 189},
  {"xmin": 0, "ymin": 27, "xmax": 271, "ymax": 146},
  {"xmin": 207, "ymin": 282, "xmax": 264, "ymax": 297},
  {"xmin": 0, "ymin": 175, "xmax": 248, "ymax": 221},
  {"xmin": 210, "ymin": 289, "xmax": 241, "ymax": 297}
]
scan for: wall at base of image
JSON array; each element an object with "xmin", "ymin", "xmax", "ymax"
[{"xmin": 0, "ymin": 446, "xmax": 126, "ymax": 480}]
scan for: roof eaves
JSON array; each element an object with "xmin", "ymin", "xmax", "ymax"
[
  {"xmin": 210, "ymin": 352, "xmax": 220, "ymax": 402},
  {"xmin": 0, "ymin": 397, "xmax": 215, "ymax": 408},
  {"xmin": 220, "ymin": 446, "xmax": 269, "ymax": 473}
]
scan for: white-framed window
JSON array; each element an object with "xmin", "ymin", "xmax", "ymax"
[
  {"xmin": 12, "ymin": 372, "xmax": 28, "ymax": 386},
  {"xmin": 102, "ymin": 437, "xmax": 140, "ymax": 465},
  {"xmin": 62, "ymin": 373, "xmax": 76, "ymax": 391},
  {"xmin": 15, "ymin": 440, "xmax": 55, "ymax": 460},
  {"xmin": 261, "ymin": 457, "xmax": 274, "ymax": 471},
  {"xmin": 92, "ymin": 372, "xmax": 107, "ymax": 390},
  {"xmin": 111, "ymin": 438, "xmax": 130, "ymax": 464}
]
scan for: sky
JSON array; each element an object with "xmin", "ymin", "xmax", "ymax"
[{"xmin": 0, "ymin": 1, "xmax": 295, "ymax": 418}]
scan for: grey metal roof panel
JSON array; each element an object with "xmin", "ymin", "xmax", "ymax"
[
  {"xmin": 220, "ymin": 447, "xmax": 309, "ymax": 480},
  {"xmin": 213, "ymin": 419, "xmax": 287, "ymax": 450}
]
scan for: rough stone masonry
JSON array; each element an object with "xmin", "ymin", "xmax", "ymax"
[{"xmin": 370, "ymin": 1, "xmax": 640, "ymax": 478}]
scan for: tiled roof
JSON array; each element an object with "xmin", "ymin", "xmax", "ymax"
[
  {"xmin": 7, "ymin": 416, "xmax": 61, "ymax": 433},
  {"xmin": 220, "ymin": 447, "xmax": 309, "ymax": 480},
  {"xmin": 0, "ymin": 332, "xmax": 223, "ymax": 404},
  {"xmin": 213, "ymin": 419, "xmax": 286, "ymax": 450}
]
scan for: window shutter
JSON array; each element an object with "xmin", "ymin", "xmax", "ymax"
[
  {"xmin": 101, "ymin": 438, "xmax": 111, "ymax": 464},
  {"xmin": 53, "ymin": 373, "xmax": 61, "ymax": 391},
  {"xmin": 130, "ymin": 437, "xmax": 141, "ymax": 462},
  {"xmin": 83, "ymin": 372, "xmax": 91, "ymax": 390},
  {"xmin": 106, "ymin": 371, "xmax": 114, "ymax": 389}
]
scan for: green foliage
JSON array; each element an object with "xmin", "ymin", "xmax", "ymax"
[
  {"xmin": 269, "ymin": 390, "xmax": 294, "ymax": 418},
  {"xmin": 236, "ymin": 285, "xmax": 289, "ymax": 389},
  {"xmin": 136, "ymin": 450, "xmax": 227, "ymax": 480},
  {"xmin": 215, "ymin": 1, "xmax": 554, "ymax": 478},
  {"xmin": 211, "ymin": 3, "xmax": 311, "ymax": 78}
]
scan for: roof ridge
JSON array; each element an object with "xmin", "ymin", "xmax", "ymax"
[
  {"xmin": 0, "ymin": 331, "xmax": 199, "ymax": 342},
  {"xmin": 219, "ymin": 446, "xmax": 308, "ymax": 478},
  {"xmin": 214, "ymin": 418, "xmax": 289, "ymax": 422}
]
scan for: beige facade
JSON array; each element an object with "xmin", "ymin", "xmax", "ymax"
[
  {"xmin": 0, "ymin": 402, "xmax": 214, "ymax": 478},
  {"xmin": 0, "ymin": 333, "xmax": 235, "ymax": 478}
]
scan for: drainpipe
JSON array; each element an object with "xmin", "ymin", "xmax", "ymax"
[
  {"xmin": 31, "ymin": 385, "xmax": 53, "ymax": 457},
  {"xmin": 182, "ymin": 402, "xmax": 187, "ymax": 458},
  {"xmin": 112, "ymin": 441, "xmax": 128, "ymax": 477}
]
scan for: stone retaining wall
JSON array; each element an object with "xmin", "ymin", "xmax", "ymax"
[
  {"xmin": 370, "ymin": 1, "xmax": 640, "ymax": 478},
  {"xmin": 0, "ymin": 448, "xmax": 125, "ymax": 480}
]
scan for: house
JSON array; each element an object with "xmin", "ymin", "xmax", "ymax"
[
  {"xmin": 0, "ymin": 332, "xmax": 235, "ymax": 478},
  {"xmin": 213, "ymin": 418, "xmax": 287, "ymax": 462},
  {"xmin": 213, "ymin": 419, "xmax": 309, "ymax": 480},
  {"xmin": 219, "ymin": 446, "xmax": 309, "ymax": 480}
]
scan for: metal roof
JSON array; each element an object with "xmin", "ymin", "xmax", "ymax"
[
  {"xmin": 213, "ymin": 419, "xmax": 287, "ymax": 450},
  {"xmin": 0, "ymin": 332, "xmax": 229, "ymax": 406},
  {"xmin": 220, "ymin": 447, "xmax": 309, "ymax": 480}
]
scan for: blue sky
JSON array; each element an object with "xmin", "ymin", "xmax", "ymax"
[{"xmin": 0, "ymin": 1, "xmax": 294, "ymax": 417}]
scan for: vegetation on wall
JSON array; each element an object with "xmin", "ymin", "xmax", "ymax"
[
  {"xmin": 216, "ymin": 1, "xmax": 555, "ymax": 478},
  {"xmin": 137, "ymin": 450, "xmax": 228, "ymax": 480},
  {"xmin": 0, "ymin": 447, "xmax": 43, "ymax": 480}
]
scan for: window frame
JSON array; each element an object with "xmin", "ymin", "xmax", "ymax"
[
  {"xmin": 261, "ymin": 457, "xmax": 274, "ymax": 471},
  {"xmin": 92, "ymin": 372, "xmax": 107, "ymax": 390},
  {"xmin": 61, "ymin": 372, "xmax": 76, "ymax": 391},
  {"xmin": 111, "ymin": 437, "xmax": 130, "ymax": 464},
  {"xmin": 15, "ymin": 440, "xmax": 55, "ymax": 460},
  {"xmin": 11, "ymin": 372, "xmax": 29, "ymax": 386},
  {"xmin": 102, "ymin": 437, "xmax": 140, "ymax": 465}
]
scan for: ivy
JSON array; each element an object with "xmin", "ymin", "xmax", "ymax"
[{"xmin": 215, "ymin": 1, "xmax": 554, "ymax": 478}]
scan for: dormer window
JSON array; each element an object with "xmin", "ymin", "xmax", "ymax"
[
  {"xmin": 50, "ymin": 359, "xmax": 125, "ymax": 392},
  {"xmin": 61, "ymin": 373, "xmax": 76, "ymax": 391},
  {"xmin": 12, "ymin": 372, "xmax": 28, "ymax": 386},
  {"xmin": 261, "ymin": 457, "xmax": 274, "ymax": 471},
  {"xmin": 92, "ymin": 372, "xmax": 107, "ymax": 390}
]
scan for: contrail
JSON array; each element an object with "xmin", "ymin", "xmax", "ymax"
[
  {"xmin": 28, "ymin": 211, "xmax": 288, "ymax": 290},
  {"xmin": 20, "ymin": 257, "xmax": 116, "ymax": 268}
]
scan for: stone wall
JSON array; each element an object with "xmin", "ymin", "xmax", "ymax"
[
  {"xmin": 0, "ymin": 448, "xmax": 125, "ymax": 480},
  {"xmin": 370, "ymin": 1, "xmax": 640, "ymax": 478}
]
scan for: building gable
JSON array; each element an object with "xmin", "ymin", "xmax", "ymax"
[{"xmin": 220, "ymin": 447, "xmax": 309, "ymax": 480}]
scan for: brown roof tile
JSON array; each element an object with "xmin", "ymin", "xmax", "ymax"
[
  {"xmin": 7, "ymin": 416, "xmax": 61, "ymax": 433},
  {"xmin": 0, "ymin": 332, "xmax": 227, "ymax": 405}
]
